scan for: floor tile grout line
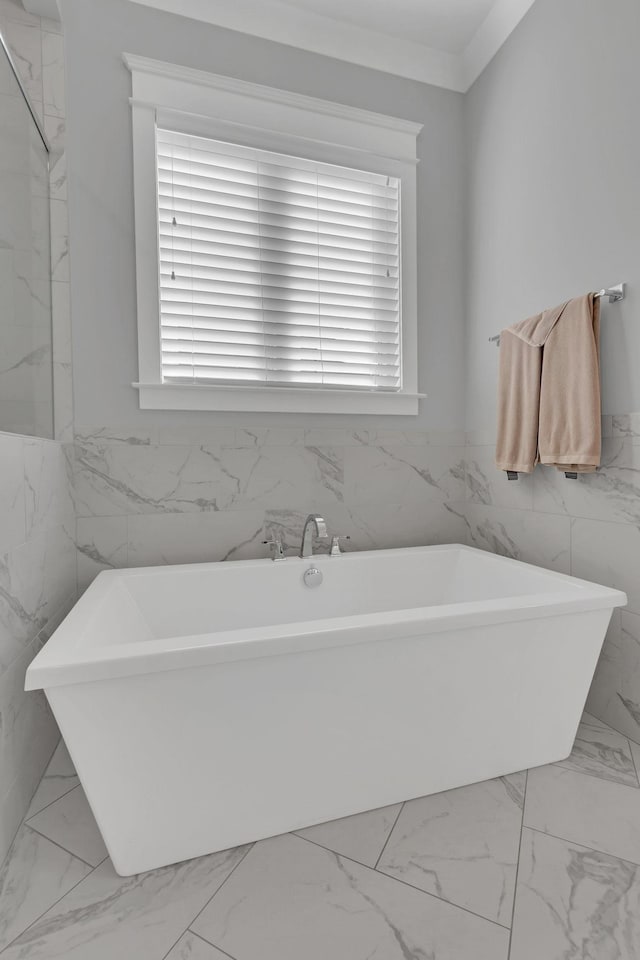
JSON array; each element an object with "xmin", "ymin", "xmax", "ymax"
[
  {"xmin": 23, "ymin": 821, "xmax": 97, "ymax": 869},
  {"xmin": 186, "ymin": 928, "xmax": 239, "ymax": 959},
  {"xmin": 506, "ymin": 769, "xmax": 527, "ymax": 960},
  {"xmin": 543, "ymin": 757, "xmax": 640, "ymax": 791},
  {"xmin": 0, "ymin": 857, "xmax": 102, "ymax": 956},
  {"xmin": 627, "ymin": 735, "xmax": 640, "ymax": 788},
  {"xmin": 24, "ymin": 779, "xmax": 80, "ymax": 824},
  {"xmin": 293, "ymin": 831, "xmax": 511, "ymax": 931},
  {"xmin": 159, "ymin": 927, "xmax": 188, "ymax": 960},
  {"xmin": 291, "ymin": 830, "xmax": 372, "ymax": 871},
  {"xmin": 373, "ymin": 801, "xmax": 405, "ymax": 871},
  {"xmin": 524, "ymin": 823, "xmax": 640, "ymax": 868},
  {"xmin": 184, "ymin": 842, "xmax": 256, "ymax": 939},
  {"xmin": 0, "ymin": 737, "xmax": 62, "ymax": 875},
  {"xmin": 554, "ymin": 757, "xmax": 639, "ymax": 789}
]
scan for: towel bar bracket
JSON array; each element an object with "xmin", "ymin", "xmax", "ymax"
[{"xmin": 598, "ymin": 283, "xmax": 625, "ymax": 303}]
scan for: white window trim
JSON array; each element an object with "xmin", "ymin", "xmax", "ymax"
[{"xmin": 124, "ymin": 53, "xmax": 424, "ymax": 415}]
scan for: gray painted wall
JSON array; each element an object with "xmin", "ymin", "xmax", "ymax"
[
  {"xmin": 61, "ymin": 0, "xmax": 466, "ymax": 433},
  {"xmin": 463, "ymin": 0, "xmax": 640, "ymax": 745},
  {"xmin": 465, "ymin": 0, "xmax": 640, "ymax": 434}
]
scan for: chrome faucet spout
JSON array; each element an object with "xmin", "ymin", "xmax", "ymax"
[{"xmin": 300, "ymin": 514, "xmax": 329, "ymax": 559}]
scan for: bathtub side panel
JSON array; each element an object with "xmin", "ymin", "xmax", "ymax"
[{"xmin": 46, "ymin": 607, "xmax": 612, "ymax": 875}]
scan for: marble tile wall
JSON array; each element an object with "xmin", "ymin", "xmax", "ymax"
[
  {"xmin": 0, "ymin": 2, "xmax": 75, "ymax": 866},
  {"xmin": 73, "ymin": 426, "xmax": 467, "ymax": 590},
  {"xmin": 0, "ymin": 432, "xmax": 75, "ymax": 865},
  {"xmin": 458, "ymin": 413, "xmax": 640, "ymax": 746}
]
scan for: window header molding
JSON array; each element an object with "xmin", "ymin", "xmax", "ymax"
[{"xmin": 123, "ymin": 54, "xmax": 423, "ymax": 163}]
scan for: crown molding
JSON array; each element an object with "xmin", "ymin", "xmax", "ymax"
[
  {"xmin": 22, "ymin": 0, "xmax": 60, "ymax": 17},
  {"xmin": 129, "ymin": 0, "xmax": 464, "ymax": 91},
  {"xmin": 462, "ymin": 0, "xmax": 537, "ymax": 89},
  {"xmin": 128, "ymin": 0, "xmax": 537, "ymax": 93},
  {"xmin": 26, "ymin": 0, "xmax": 537, "ymax": 91}
]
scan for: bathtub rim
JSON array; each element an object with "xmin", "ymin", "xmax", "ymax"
[{"xmin": 25, "ymin": 544, "xmax": 626, "ymax": 691}]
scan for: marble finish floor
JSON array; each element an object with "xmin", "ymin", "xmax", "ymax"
[{"xmin": 2, "ymin": 713, "xmax": 640, "ymax": 958}]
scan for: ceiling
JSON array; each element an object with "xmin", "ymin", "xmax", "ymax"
[
  {"xmin": 276, "ymin": 0, "xmax": 497, "ymax": 55},
  {"xmin": 23, "ymin": 0, "xmax": 537, "ymax": 91}
]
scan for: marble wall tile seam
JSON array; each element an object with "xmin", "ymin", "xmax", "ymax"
[
  {"xmin": 71, "ymin": 495, "xmax": 465, "ymax": 524},
  {"xmin": 462, "ymin": 491, "xmax": 640, "ymax": 528},
  {"xmin": 0, "ymin": 431, "xmax": 62, "ymax": 448},
  {"xmin": 71, "ymin": 428, "xmax": 466, "ymax": 450},
  {"xmin": 41, "ymin": 29, "xmax": 64, "ymax": 121}
]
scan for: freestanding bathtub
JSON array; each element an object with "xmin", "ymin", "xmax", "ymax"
[{"xmin": 26, "ymin": 544, "xmax": 626, "ymax": 876}]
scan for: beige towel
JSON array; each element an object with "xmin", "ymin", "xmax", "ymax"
[{"xmin": 496, "ymin": 294, "xmax": 601, "ymax": 474}]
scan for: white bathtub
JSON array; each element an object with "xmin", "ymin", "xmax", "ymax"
[{"xmin": 26, "ymin": 544, "xmax": 625, "ymax": 876}]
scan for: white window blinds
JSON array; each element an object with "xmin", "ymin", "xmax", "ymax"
[{"xmin": 156, "ymin": 129, "xmax": 401, "ymax": 392}]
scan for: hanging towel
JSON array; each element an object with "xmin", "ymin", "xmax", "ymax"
[{"xmin": 496, "ymin": 294, "xmax": 601, "ymax": 474}]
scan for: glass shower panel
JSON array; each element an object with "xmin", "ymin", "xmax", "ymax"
[{"xmin": 0, "ymin": 35, "xmax": 53, "ymax": 439}]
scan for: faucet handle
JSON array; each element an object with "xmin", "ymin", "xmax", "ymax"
[
  {"xmin": 329, "ymin": 535, "xmax": 351, "ymax": 556},
  {"xmin": 263, "ymin": 537, "xmax": 286, "ymax": 561}
]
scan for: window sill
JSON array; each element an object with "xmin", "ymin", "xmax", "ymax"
[{"xmin": 133, "ymin": 383, "xmax": 425, "ymax": 415}]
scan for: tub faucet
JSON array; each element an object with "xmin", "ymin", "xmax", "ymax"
[{"xmin": 300, "ymin": 514, "xmax": 329, "ymax": 559}]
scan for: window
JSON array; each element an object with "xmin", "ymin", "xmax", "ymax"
[
  {"xmin": 126, "ymin": 55, "xmax": 422, "ymax": 414},
  {"xmin": 158, "ymin": 130, "xmax": 401, "ymax": 392}
]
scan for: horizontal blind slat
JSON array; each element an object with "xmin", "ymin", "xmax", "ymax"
[{"xmin": 157, "ymin": 128, "xmax": 401, "ymax": 391}]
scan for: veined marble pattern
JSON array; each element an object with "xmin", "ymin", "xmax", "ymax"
[
  {"xmin": 191, "ymin": 834, "xmax": 510, "ymax": 960},
  {"xmin": 344, "ymin": 442, "xmax": 465, "ymax": 505},
  {"xmin": 466, "ymin": 445, "xmax": 534, "ymax": 510},
  {"xmin": 613, "ymin": 413, "xmax": 640, "ymax": 442},
  {"xmin": 70, "ymin": 428, "xmax": 467, "ymax": 593},
  {"xmin": 377, "ymin": 772, "xmax": 526, "ymax": 926},
  {"xmin": 510, "ymin": 829, "xmax": 640, "ymax": 960},
  {"xmin": 25, "ymin": 740, "xmax": 79, "ymax": 818},
  {"xmin": 27, "ymin": 785, "xmax": 108, "ymax": 867},
  {"xmin": 0, "ymin": 429, "xmax": 75, "ymax": 865},
  {"xmin": 295, "ymin": 802, "xmax": 402, "ymax": 867},
  {"xmin": 586, "ymin": 610, "xmax": 640, "ymax": 744},
  {"xmin": 572, "ymin": 517, "xmax": 640, "ymax": 616},
  {"xmin": 71, "ymin": 438, "xmax": 346, "ymax": 516},
  {"xmin": 455, "ymin": 501, "xmax": 571, "ymax": 573},
  {"xmin": 524, "ymin": 765, "xmax": 640, "ymax": 864},
  {"xmin": 532, "ymin": 439, "xmax": 640, "ymax": 524},
  {"xmin": 165, "ymin": 933, "xmax": 231, "ymax": 960},
  {"xmin": 0, "ymin": 434, "xmax": 26, "ymax": 555},
  {"xmin": 3, "ymin": 711, "xmax": 640, "ymax": 958},
  {"xmin": 556, "ymin": 710, "xmax": 639, "ymax": 787},
  {"xmin": 2, "ymin": 845, "xmax": 251, "ymax": 960},
  {"xmin": 0, "ymin": 824, "xmax": 90, "ymax": 951}
]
